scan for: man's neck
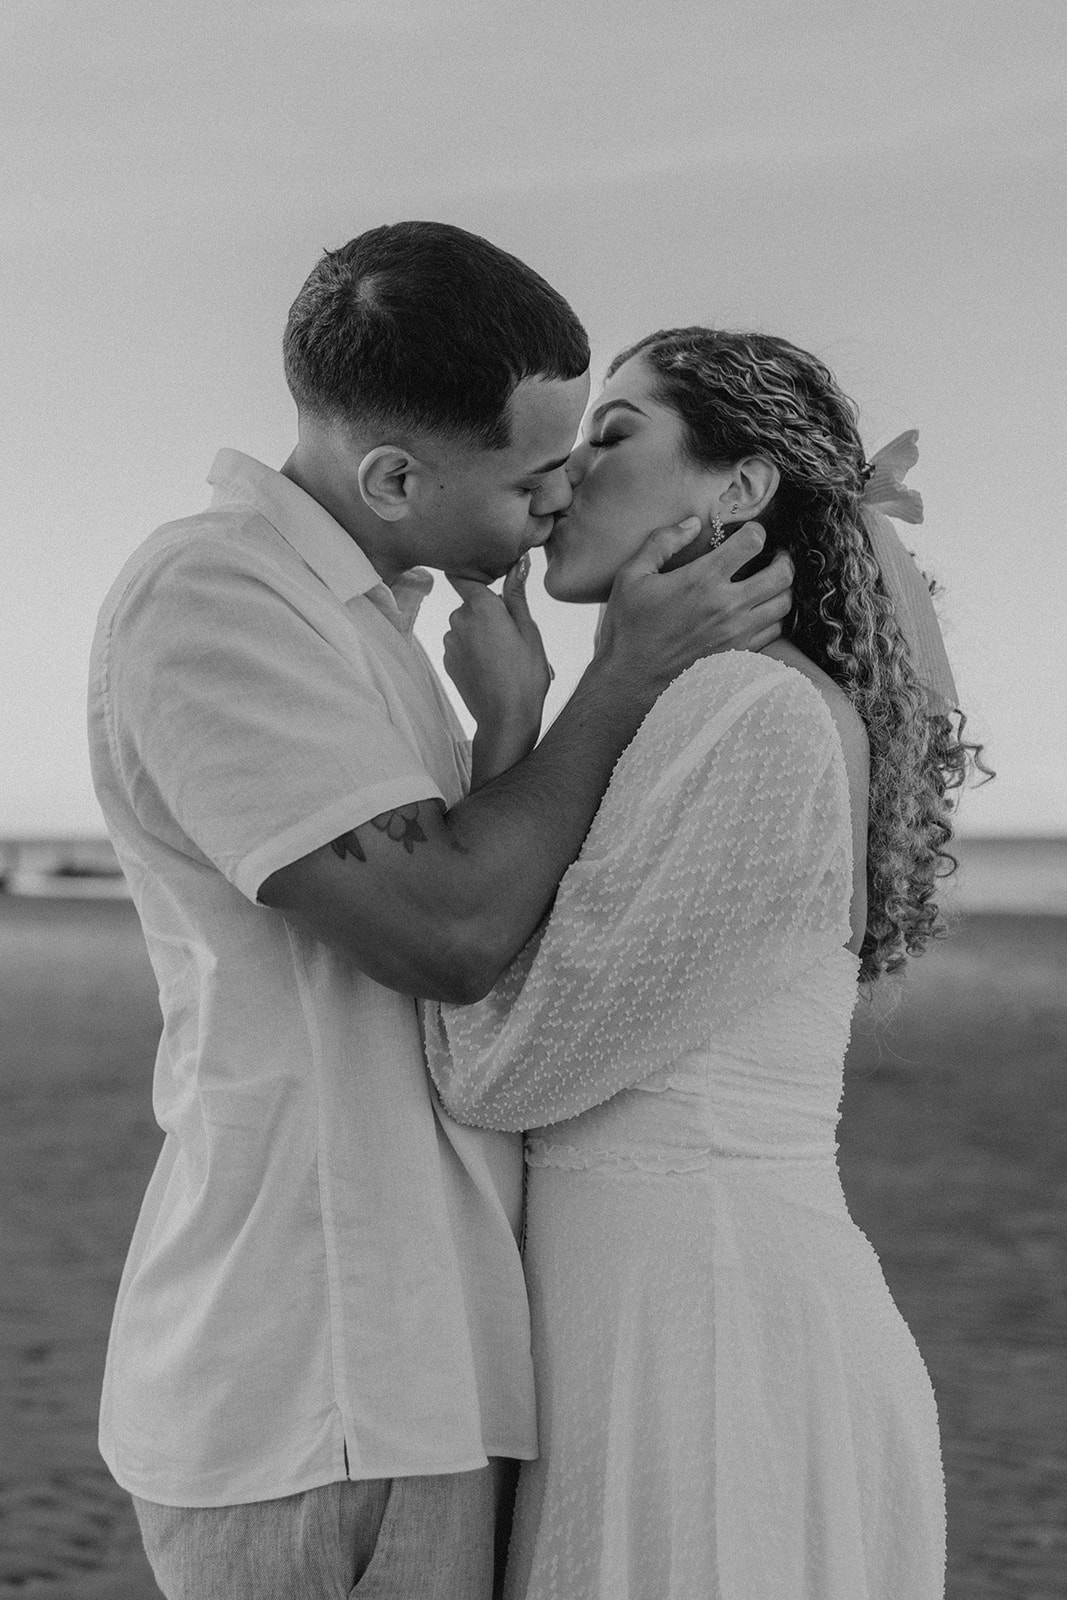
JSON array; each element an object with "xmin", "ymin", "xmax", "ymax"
[{"xmin": 279, "ymin": 447, "xmax": 407, "ymax": 587}]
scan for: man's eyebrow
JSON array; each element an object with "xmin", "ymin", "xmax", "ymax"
[{"xmin": 591, "ymin": 400, "xmax": 647, "ymax": 425}]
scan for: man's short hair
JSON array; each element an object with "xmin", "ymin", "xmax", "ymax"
[{"xmin": 283, "ymin": 221, "xmax": 590, "ymax": 450}]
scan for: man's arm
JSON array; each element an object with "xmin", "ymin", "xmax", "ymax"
[{"xmin": 259, "ymin": 521, "xmax": 792, "ymax": 1002}]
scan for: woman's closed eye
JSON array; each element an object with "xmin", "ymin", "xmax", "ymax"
[{"xmin": 588, "ymin": 432, "xmax": 625, "ymax": 450}]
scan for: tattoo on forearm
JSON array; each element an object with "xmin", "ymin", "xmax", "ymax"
[
  {"xmin": 331, "ymin": 804, "xmax": 429, "ymax": 864},
  {"xmin": 331, "ymin": 831, "xmax": 366, "ymax": 863}
]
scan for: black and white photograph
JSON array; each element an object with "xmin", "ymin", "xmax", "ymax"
[{"xmin": 2, "ymin": 3, "xmax": 1065, "ymax": 1596}]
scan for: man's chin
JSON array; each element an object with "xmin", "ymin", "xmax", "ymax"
[
  {"xmin": 543, "ymin": 563, "xmax": 585, "ymax": 603},
  {"xmin": 443, "ymin": 561, "xmax": 507, "ymax": 586}
]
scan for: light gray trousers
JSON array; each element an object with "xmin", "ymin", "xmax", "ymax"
[{"xmin": 133, "ymin": 1460, "xmax": 517, "ymax": 1600}]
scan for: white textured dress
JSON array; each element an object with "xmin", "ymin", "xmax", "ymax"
[{"xmin": 424, "ymin": 651, "xmax": 945, "ymax": 1600}]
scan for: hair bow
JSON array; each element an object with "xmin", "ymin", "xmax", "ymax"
[
  {"xmin": 863, "ymin": 429, "xmax": 923, "ymax": 523},
  {"xmin": 860, "ymin": 431, "xmax": 958, "ymax": 714}
]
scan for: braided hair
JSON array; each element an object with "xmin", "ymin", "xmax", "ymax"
[{"xmin": 608, "ymin": 327, "xmax": 990, "ymax": 984}]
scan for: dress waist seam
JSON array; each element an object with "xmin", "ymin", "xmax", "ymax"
[{"xmin": 524, "ymin": 1140, "xmax": 838, "ymax": 1174}]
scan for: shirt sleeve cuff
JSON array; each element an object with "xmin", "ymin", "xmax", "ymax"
[{"xmin": 233, "ymin": 778, "xmax": 446, "ymax": 903}]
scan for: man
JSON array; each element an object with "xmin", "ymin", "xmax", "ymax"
[{"xmin": 89, "ymin": 221, "xmax": 792, "ymax": 1599}]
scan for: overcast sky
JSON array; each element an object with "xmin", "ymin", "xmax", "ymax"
[{"xmin": 3, "ymin": 0, "xmax": 1065, "ymax": 835}]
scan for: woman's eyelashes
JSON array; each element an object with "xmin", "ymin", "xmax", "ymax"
[{"xmin": 588, "ymin": 432, "xmax": 624, "ymax": 450}]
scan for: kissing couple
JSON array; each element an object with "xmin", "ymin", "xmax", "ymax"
[{"xmin": 91, "ymin": 219, "xmax": 981, "ymax": 1597}]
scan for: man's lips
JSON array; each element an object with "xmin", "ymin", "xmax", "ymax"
[{"xmin": 524, "ymin": 521, "xmax": 558, "ymax": 554}]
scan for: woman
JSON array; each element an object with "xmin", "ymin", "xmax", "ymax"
[{"xmin": 425, "ymin": 329, "xmax": 985, "ymax": 1598}]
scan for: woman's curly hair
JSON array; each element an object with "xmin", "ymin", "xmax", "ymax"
[{"xmin": 608, "ymin": 327, "xmax": 991, "ymax": 984}]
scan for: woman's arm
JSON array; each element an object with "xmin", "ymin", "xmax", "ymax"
[
  {"xmin": 425, "ymin": 658, "xmax": 854, "ymax": 1129},
  {"xmin": 443, "ymin": 558, "xmax": 552, "ymax": 790}
]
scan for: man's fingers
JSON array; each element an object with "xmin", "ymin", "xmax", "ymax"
[
  {"xmin": 761, "ymin": 587, "xmax": 794, "ymax": 625},
  {"xmin": 747, "ymin": 621, "xmax": 786, "ymax": 651},
  {"xmin": 623, "ymin": 517, "xmax": 703, "ymax": 578},
  {"xmin": 733, "ymin": 547, "xmax": 794, "ymax": 604},
  {"xmin": 686, "ymin": 521, "xmax": 767, "ymax": 580},
  {"xmin": 682, "ymin": 539, "xmax": 793, "ymax": 612},
  {"xmin": 741, "ymin": 590, "xmax": 793, "ymax": 634}
]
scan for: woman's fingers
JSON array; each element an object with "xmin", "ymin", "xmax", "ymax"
[
  {"xmin": 444, "ymin": 573, "xmax": 490, "ymax": 605},
  {"xmin": 503, "ymin": 556, "xmax": 551, "ymax": 655},
  {"xmin": 501, "ymin": 553, "xmax": 534, "ymax": 628}
]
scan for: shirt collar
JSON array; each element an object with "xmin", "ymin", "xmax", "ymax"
[
  {"xmin": 207, "ymin": 450, "xmax": 433, "ymax": 629},
  {"xmin": 379, "ymin": 567, "xmax": 436, "ymax": 638}
]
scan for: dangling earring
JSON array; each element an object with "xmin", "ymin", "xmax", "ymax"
[{"xmin": 707, "ymin": 513, "xmax": 726, "ymax": 551}]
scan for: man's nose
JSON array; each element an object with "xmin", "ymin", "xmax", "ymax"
[
  {"xmin": 565, "ymin": 446, "xmax": 587, "ymax": 488},
  {"xmin": 537, "ymin": 466, "xmax": 574, "ymax": 517}
]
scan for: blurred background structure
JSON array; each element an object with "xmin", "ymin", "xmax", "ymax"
[{"xmin": 2, "ymin": 1, "xmax": 1064, "ymax": 1595}]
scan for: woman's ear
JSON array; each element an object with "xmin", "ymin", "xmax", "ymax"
[
  {"xmin": 357, "ymin": 446, "xmax": 419, "ymax": 522},
  {"xmin": 719, "ymin": 456, "xmax": 780, "ymax": 523}
]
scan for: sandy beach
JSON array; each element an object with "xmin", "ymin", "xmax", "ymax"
[{"xmin": 1, "ymin": 894, "xmax": 1065, "ymax": 1598}]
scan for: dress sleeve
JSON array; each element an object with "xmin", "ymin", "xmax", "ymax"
[{"xmin": 424, "ymin": 656, "xmax": 853, "ymax": 1130}]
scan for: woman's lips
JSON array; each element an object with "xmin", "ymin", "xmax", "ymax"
[{"xmin": 544, "ymin": 523, "xmax": 566, "ymax": 557}]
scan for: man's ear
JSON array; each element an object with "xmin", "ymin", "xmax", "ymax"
[
  {"xmin": 357, "ymin": 446, "xmax": 420, "ymax": 522},
  {"xmin": 719, "ymin": 456, "xmax": 780, "ymax": 523}
]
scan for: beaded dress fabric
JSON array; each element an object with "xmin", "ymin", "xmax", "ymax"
[{"xmin": 424, "ymin": 651, "xmax": 945, "ymax": 1600}]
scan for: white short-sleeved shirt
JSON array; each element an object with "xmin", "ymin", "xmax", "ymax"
[{"xmin": 89, "ymin": 450, "xmax": 535, "ymax": 1508}]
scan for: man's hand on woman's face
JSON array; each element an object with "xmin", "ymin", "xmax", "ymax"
[{"xmin": 595, "ymin": 519, "xmax": 794, "ymax": 698}]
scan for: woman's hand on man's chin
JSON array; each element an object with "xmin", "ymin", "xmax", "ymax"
[{"xmin": 443, "ymin": 555, "xmax": 553, "ymax": 788}]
